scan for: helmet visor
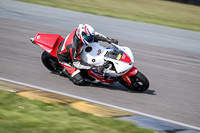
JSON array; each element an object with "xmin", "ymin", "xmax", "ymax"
[{"xmin": 82, "ymin": 32, "xmax": 94, "ymax": 42}]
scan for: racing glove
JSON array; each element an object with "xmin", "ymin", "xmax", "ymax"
[
  {"xmin": 94, "ymin": 32, "xmax": 118, "ymax": 45},
  {"xmin": 108, "ymin": 39, "xmax": 118, "ymax": 45}
]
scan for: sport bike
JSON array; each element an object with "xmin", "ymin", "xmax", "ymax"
[{"xmin": 30, "ymin": 33, "xmax": 149, "ymax": 92}]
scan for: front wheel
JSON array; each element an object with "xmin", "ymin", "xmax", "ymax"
[
  {"xmin": 119, "ymin": 71, "xmax": 149, "ymax": 92},
  {"xmin": 41, "ymin": 51, "xmax": 63, "ymax": 74}
]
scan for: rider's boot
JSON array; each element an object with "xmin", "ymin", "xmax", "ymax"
[
  {"xmin": 61, "ymin": 68, "xmax": 71, "ymax": 78},
  {"xmin": 62, "ymin": 67, "xmax": 84, "ymax": 85},
  {"xmin": 71, "ymin": 69, "xmax": 84, "ymax": 85},
  {"xmin": 59, "ymin": 62, "xmax": 84, "ymax": 85}
]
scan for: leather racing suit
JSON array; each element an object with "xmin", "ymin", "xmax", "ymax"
[{"xmin": 57, "ymin": 29, "xmax": 118, "ymax": 85}]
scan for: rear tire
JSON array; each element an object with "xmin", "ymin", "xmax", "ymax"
[
  {"xmin": 41, "ymin": 51, "xmax": 63, "ymax": 74},
  {"xmin": 119, "ymin": 71, "xmax": 149, "ymax": 92}
]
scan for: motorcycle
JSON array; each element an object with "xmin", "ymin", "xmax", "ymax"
[{"xmin": 30, "ymin": 33, "xmax": 149, "ymax": 92}]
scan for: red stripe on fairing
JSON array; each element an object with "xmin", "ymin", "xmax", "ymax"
[{"xmin": 120, "ymin": 52, "xmax": 131, "ymax": 63}]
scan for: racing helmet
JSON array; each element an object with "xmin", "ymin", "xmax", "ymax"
[{"xmin": 76, "ymin": 24, "xmax": 95, "ymax": 45}]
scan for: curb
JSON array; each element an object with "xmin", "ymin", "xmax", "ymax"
[{"xmin": 0, "ymin": 79, "xmax": 199, "ymax": 133}]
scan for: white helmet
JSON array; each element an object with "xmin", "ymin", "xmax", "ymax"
[{"xmin": 76, "ymin": 24, "xmax": 95, "ymax": 45}]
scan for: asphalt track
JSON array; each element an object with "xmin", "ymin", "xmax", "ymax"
[{"xmin": 0, "ymin": 0, "xmax": 200, "ymax": 128}]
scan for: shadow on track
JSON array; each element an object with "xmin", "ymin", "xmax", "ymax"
[
  {"xmin": 84, "ymin": 81, "xmax": 156, "ymax": 95},
  {"xmin": 53, "ymin": 72, "xmax": 156, "ymax": 95}
]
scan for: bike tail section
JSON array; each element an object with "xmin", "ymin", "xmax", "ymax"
[{"xmin": 30, "ymin": 33, "xmax": 64, "ymax": 57}]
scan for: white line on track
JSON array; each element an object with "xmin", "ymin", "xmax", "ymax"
[{"xmin": 0, "ymin": 77, "xmax": 200, "ymax": 131}]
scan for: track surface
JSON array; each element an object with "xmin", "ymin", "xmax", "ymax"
[{"xmin": 0, "ymin": 0, "xmax": 200, "ymax": 127}]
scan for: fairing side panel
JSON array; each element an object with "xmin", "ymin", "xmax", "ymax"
[{"xmin": 87, "ymin": 70, "xmax": 114, "ymax": 84}]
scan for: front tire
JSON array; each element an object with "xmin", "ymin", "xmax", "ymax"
[
  {"xmin": 119, "ymin": 71, "xmax": 149, "ymax": 92},
  {"xmin": 41, "ymin": 51, "xmax": 63, "ymax": 74}
]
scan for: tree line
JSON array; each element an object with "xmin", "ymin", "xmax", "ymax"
[{"xmin": 166, "ymin": 0, "xmax": 200, "ymax": 6}]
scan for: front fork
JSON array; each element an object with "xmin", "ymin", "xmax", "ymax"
[{"xmin": 121, "ymin": 66, "xmax": 138, "ymax": 85}]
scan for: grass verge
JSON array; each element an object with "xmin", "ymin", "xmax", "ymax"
[
  {"xmin": 0, "ymin": 90, "xmax": 154, "ymax": 133},
  {"xmin": 17, "ymin": 0, "xmax": 200, "ymax": 31}
]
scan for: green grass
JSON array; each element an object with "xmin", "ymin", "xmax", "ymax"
[
  {"xmin": 18, "ymin": 0, "xmax": 200, "ymax": 31},
  {"xmin": 0, "ymin": 90, "xmax": 154, "ymax": 133}
]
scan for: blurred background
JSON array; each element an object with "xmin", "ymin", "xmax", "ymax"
[
  {"xmin": 166, "ymin": 0, "xmax": 200, "ymax": 6},
  {"xmin": 18, "ymin": 0, "xmax": 200, "ymax": 31},
  {"xmin": 0, "ymin": 0, "xmax": 200, "ymax": 132}
]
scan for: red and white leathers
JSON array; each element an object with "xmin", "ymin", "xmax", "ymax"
[{"xmin": 57, "ymin": 26, "xmax": 118, "ymax": 85}]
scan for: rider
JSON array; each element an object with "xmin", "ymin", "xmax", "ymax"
[{"xmin": 57, "ymin": 24, "xmax": 118, "ymax": 85}]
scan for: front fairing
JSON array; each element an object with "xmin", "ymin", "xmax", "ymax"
[{"xmin": 105, "ymin": 44, "xmax": 134, "ymax": 74}]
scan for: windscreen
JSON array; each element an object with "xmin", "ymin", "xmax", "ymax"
[{"xmin": 105, "ymin": 47, "xmax": 123, "ymax": 60}]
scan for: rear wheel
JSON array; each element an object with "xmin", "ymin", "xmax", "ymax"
[
  {"xmin": 119, "ymin": 71, "xmax": 149, "ymax": 92},
  {"xmin": 41, "ymin": 51, "xmax": 63, "ymax": 74}
]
